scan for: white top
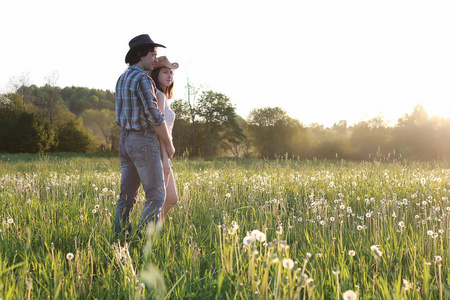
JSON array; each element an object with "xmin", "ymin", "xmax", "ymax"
[{"xmin": 156, "ymin": 89, "xmax": 176, "ymax": 137}]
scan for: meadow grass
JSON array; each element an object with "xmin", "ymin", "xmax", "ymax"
[{"xmin": 0, "ymin": 153, "xmax": 449, "ymax": 299}]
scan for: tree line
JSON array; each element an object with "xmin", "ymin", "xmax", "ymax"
[{"xmin": 1, "ymin": 82, "xmax": 450, "ymax": 161}]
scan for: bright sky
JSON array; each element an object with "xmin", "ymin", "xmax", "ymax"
[{"xmin": 1, "ymin": 0, "xmax": 449, "ymax": 127}]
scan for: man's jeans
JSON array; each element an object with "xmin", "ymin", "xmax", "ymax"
[{"xmin": 114, "ymin": 129, "xmax": 165, "ymax": 237}]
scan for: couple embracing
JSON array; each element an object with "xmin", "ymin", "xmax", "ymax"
[{"xmin": 114, "ymin": 34, "xmax": 180, "ymax": 238}]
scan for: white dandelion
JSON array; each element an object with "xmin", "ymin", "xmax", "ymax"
[
  {"xmin": 282, "ymin": 258, "xmax": 294, "ymax": 270},
  {"xmin": 243, "ymin": 236, "xmax": 255, "ymax": 246},
  {"xmin": 342, "ymin": 290, "xmax": 357, "ymax": 300}
]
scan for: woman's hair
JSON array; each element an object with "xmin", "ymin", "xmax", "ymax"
[
  {"xmin": 150, "ymin": 68, "xmax": 174, "ymax": 99},
  {"xmin": 128, "ymin": 45, "xmax": 154, "ymax": 66}
]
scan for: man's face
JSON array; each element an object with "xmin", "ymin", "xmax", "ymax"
[{"xmin": 139, "ymin": 49, "xmax": 158, "ymax": 71}]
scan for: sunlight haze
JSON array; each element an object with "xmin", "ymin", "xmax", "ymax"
[{"xmin": 1, "ymin": 0, "xmax": 449, "ymax": 127}]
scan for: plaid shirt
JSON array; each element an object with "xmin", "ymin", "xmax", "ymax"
[{"xmin": 115, "ymin": 65, "xmax": 164, "ymax": 130}]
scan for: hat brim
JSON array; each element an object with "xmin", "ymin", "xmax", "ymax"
[
  {"xmin": 154, "ymin": 62, "xmax": 179, "ymax": 70},
  {"xmin": 125, "ymin": 43, "xmax": 166, "ymax": 64}
]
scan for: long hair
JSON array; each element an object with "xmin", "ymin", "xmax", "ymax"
[{"xmin": 150, "ymin": 68, "xmax": 174, "ymax": 99}]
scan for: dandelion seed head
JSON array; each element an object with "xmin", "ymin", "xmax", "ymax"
[
  {"xmin": 282, "ymin": 258, "xmax": 294, "ymax": 270},
  {"xmin": 342, "ymin": 290, "xmax": 357, "ymax": 300},
  {"xmin": 348, "ymin": 250, "xmax": 356, "ymax": 257},
  {"xmin": 66, "ymin": 253, "xmax": 74, "ymax": 260},
  {"xmin": 243, "ymin": 236, "xmax": 255, "ymax": 246},
  {"xmin": 402, "ymin": 279, "xmax": 410, "ymax": 290}
]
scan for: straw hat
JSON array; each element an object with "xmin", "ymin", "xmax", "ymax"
[
  {"xmin": 154, "ymin": 56, "xmax": 179, "ymax": 69},
  {"xmin": 125, "ymin": 34, "xmax": 166, "ymax": 64}
]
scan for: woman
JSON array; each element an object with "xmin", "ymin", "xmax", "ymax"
[{"xmin": 150, "ymin": 56, "xmax": 179, "ymax": 220}]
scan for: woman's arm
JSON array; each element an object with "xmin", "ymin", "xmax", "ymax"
[{"xmin": 156, "ymin": 93, "xmax": 171, "ymax": 176}]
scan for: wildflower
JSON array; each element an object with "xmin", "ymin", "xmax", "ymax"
[
  {"xmin": 435, "ymin": 256, "xmax": 442, "ymax": 262},
  {"xmin": 251, "ymin": 230, "xmax": 266, "ymax": 242},
  {"xmin": 357, "ymin": 225, "xmax": 363, "ymax": 231},
  {"xmin": 94, "ymin": 204, "xmax": 100, "ymax": 210},
  {"xmin": 243, "ymin": 236, "xmax": 255, "ymax": 246},
  {"xmin": 330, "ymin": 217, "xmax": 335, "ymax": 222},
  {"xmin": 370, "ymin": 245, "xmax": 382, "ymax": 258},
  {"xmin": 348, "ymin": 250, "xmax": 356, "ymax": 257},
  {"xmin": 229, "ymin": 221, "xmax": 239, "ymax": 234},
  {"xmin": 225, "ymin": 193, "xmax": 231, "ymax": 198},
  {"xmin": 27, "ymin": 199, "xmax": 31, "ymax": 204},
  {"xmin": 342, "ymin": 290, "xmax": 357, "ymax": 300},
  {"xmin": 316, "ymin": 253, "xmax": 322, "ymax": 258},
  {"xmin": 279, "ymin": 240, "xmax": 289, "ymax": 250},
  {"xmin": 66, "ymin": 253, "xmax": 74, "ymax": 260},
  {"xmin": 427, "ymin": 230, "xmax": 434, "ymax": 236},
  {"xmin": 276, "ymin": 224, "xmax": 283, "ymax": 235},
  {"xmin": 402, "ymin": 279, "xmax": 410, "ymax": 290},
  {"xmin": 398, "ymin": 221, "xmax": 404, "ymax": 228},
  {"xmin": 282, "ymin": 258, "xmax": 294, "ymax": 270},
  {"xmin": 7, "ymin": 218, "xmax": 14, "ymax": 224},
  {"xmin": 92, "ymin": 209, "xmax": 97, "ymax": 214}
]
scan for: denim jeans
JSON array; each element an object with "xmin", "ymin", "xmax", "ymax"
[{"xmin": 114, "ymin": 128, "xmax": 165, "ymax": 237}]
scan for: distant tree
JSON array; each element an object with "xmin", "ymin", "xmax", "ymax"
[
  {"xmin": 228, "ymin": 115, "xmax": 250, "ymax": 157},
  {"xmin": 8, "ymin": 72, "xmax": 31, "ymax": 110},
  {"xmin": 56, "ymin": 118, "xmax": 92, "ymax": 152},
  {"xmin": 349, "ymin": 117, "xmax": 392, "ymax": 160},
  {"xmin": 394, "ymin": 104, "xmax": 438, "ymax": 160},
  {"xmin": 0, "ymin": 111, "xmax": 56, "ymax": 153},
  {"xmin": 185, "ymin": 81, "xmax": 201, "ymax": 156},
  {"xmin": 247, "ymin": 107, "xmax": 305, "ymax": 158},
  {"xmin": 81, "ymin": 109, "xmax": 116, "ymax": 149},
  {"xmin": 171, "ymin": 99, "xmax": 193, "ymax": 156},
  {"xmin": 196, "ymin": 91, "xmax": 244, "ymax": 157}
]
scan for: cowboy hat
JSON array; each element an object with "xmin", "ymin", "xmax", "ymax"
[
  {"xmin": 153, "ymin": 56, "xmax": 179, "ymax": 69},
  {"xmin": 125, "ymin": 34, "xmax": 166, "ymax": 64}
]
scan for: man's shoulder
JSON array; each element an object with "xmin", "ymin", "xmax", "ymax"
[
  {"xmin": 123, "ymin": 65, "xmax": 147, "ymax": 79},
  {"xmin": 118, "ymin": 67, "xmax": 150, "ymax": 89}
]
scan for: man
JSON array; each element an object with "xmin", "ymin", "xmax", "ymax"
[{"xmin": 114, "ymin": 34, "xmax": 175, "ymax": 238}]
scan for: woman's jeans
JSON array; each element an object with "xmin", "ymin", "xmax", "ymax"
[{"xmin": 114, "ymin": 129, "xmax": 165, "ymax": 237}]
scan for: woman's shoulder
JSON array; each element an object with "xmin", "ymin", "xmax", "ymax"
[{"xmin": 156, "ymin": 89, "xmax": 164, "ymax": 95}]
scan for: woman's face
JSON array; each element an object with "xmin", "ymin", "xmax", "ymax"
[{"xmin": 158, "ymin": 67, "xmax": 174, "ymax": 88}]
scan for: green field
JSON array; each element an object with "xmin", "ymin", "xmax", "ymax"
[{"xmin": 0, "ymin": 154, "xmax": 449, "ymax": 299}]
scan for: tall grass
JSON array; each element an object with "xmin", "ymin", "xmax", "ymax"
[{"xmin": 0, "ymin": 153, "xmax": 449, "ymax": 299}]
